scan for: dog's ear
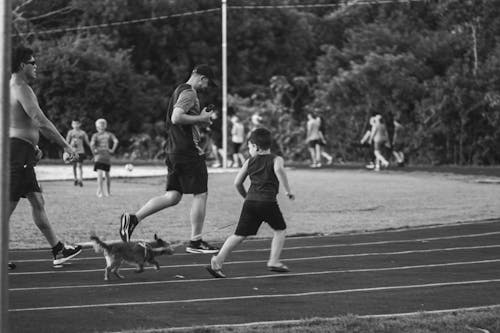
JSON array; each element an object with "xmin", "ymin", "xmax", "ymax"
[{"xmin": 154, "ymin": 233, "xmax": 158, "ymax": 240}]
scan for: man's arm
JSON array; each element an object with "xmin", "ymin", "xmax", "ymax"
[
  {"xmin": 234, "ymin": 159, "xmax": 249, "ymax": 198},
  {"xmin": 171, "ymin": 90, "xmax": 212, "ymax": 125},
  {"xmin": 273, "ymin": 156, "xmax": 294, "ymax": 200},
  {"xmin": 17, "ymin": 84, "xmax": 73, "ymax": 151}
]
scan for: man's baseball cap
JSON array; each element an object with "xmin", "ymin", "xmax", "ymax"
[{"xmin": 193, "ymin": 64, "xmax": 218, "ymax": 87}]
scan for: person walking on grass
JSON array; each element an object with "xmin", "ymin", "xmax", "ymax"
[
  {"xmin": 119, "ymin": 64, "xmax": 219, "ymax": 254},
  {"xmin": 66, "ymin": 119, "xmax": 91, "ymax": 187},
  {"xmin": 230, "ymin": 115, "xmax": 245, "ymax": 168},
  {"xmin": 206, "ymin": 128, "xmax": 295, "ymax": 278},
  {"xmin": 90, "ymin": 118, "xmax": 119, "ymax": 197},
  {"xmin": 8, "ymin": 46, "xmax": 82, "ymax": 269},
  {"xmin": 306, "ymin": 112, "xmax": 322, "ymax": 168},
  {"xmin": 369, "ymin": 114, "xmax": 390, "ymax": 171}
]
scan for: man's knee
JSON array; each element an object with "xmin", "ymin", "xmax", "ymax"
[{"xmin": 166, "ymin": 191, "xmax": 182, "ymax": 205}]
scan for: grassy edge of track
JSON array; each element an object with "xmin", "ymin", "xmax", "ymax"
[{"xmin": 114, "ymin": 307, "xmax": 500, "ymax": 333}]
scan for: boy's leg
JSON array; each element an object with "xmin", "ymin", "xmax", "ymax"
[
  {"xmin": 96, "ymin": 170, "xmax": 104, "ymax": 197},
  {"xmin": 105, "ymin": 171, "xmax": 111, "ymax": 196},
  {"xmin": 268, "ymin": 229, "xmax": 286, "ymax": 267},
  {"xmin": 72, "ymin": 164, "xmax": 77, "ymax": 184},
  {"xmin": 308, "ymin": 147, "xmax": 316, "ymax": 166},
  {"xmin": 213, "ymin": 234, "xmax": 246, "ymax": 267},
  {"xmin": 77, "ymin": 162, "xmax": 83, "ymax": 184}
]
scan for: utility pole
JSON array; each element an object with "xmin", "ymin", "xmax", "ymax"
[
  {"xmin": 0, "ymin": 0, "xmax": 12, "ymax": 332},
  {"xmin": 221, "ymin": 0, "xmax": 228, "ymax": 168}
]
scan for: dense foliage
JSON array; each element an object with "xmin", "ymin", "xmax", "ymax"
[{"xmin": 12, "ymin": 0, "xmax": 500, "ymax": 164}]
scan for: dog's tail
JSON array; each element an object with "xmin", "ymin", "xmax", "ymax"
[{"xmin": 90, "ymin": 234, "xmax": 111, "ymax": 253}]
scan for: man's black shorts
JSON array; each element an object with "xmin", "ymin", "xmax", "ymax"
[
  {"xmin": 165, "ymin": 154, "xmax": 208, "ymax": 194},
  {"xmin": 10, "ymin": 138, "xmax": 41, "ymax": 202},
  {"xmin": 94, "ymin": 162, "xmax": 110, "ymax": 172},
  {"xmin": 235, "ymin": 200, "xmax": 287, "ymax": 236}
]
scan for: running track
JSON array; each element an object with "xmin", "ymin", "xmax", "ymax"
[{"xmin": 8, "ymin": 219, "xmax": 500, "ymax": 332}]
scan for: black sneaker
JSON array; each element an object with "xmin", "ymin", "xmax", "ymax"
[
  {"xmin": 186, "ymin": 239, "xmax": 219, "ymax": 254},
  {"xmin": 8, "ymin": 262, "xmax": 16, "ymax": 270},
  {"xmin": 120, "ymin": 213, "xmax": 139, "ymax": 242},
  {"xmin": 53, "ymin": 244, "xmax": 82, "ymax": 266}
]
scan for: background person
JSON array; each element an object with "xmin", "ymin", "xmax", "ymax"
[
  {"xmin": 230, "ymin": 115, "xmax": 246, "ymax": 168},
  {"xmin": 8, "ymin": 46, "xmax": 82, "ymax": 268},
  {"xmin": 369, "ymin": 114, "xmax": 390, "ymax": 171},
  {"xmin": 90, "ymin": 118, "xmax": 119, "ymax": 197},
  {"xmin": 306, "ymin": 112, "xmax": 322, "ymax": 168},
  {"xmin": 66, "ymin": 119, "xmax": 91, "ymax": 187}
]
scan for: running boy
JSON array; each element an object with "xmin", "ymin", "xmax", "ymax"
[
  {"xmin": 66, "ymin": 120, "xmax": 91, "ymax": 186},
  {"xmin": 90, "ymin": 118, "xmax": 119, "ymax": 197},
  {"xmin": 206, "ymin": 128, "xmax": 295, "ymax": 278}
]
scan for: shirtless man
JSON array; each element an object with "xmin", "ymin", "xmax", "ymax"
[{"xmin": 9, "ymin": 46, "xmax": 82, "ymax": 268}]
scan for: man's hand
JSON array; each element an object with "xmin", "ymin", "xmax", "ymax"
[
  {"xmin": 63, "ymin": 146, "xmax": 79, "ymax": 162},
  {"xmin": 200, "ymin": 107, "xmax": 214, "ymax": 125},
  {"xmin": 34, "ymin": 146, "xmax": 43, "ymax": 164}
]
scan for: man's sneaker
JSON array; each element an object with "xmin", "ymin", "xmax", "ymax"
[
  {"xmin": 186, "ymin": 239, "xmax": 219, "ymax": 254},
  {"xmin": 53, "ymin": 244, "xmax": 82, "ymax": 266},
  {"xmin": 120, "ymin": 213, "xmax": 139, "ymax": 242},
  {"xmin": 8, "ymin": 262, "xmax": 16, "ymax": 270}
]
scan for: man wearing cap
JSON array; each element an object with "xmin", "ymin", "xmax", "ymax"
[{"xmin": 120, "ymin": 64, "xmax": 220, "ymax": 254}]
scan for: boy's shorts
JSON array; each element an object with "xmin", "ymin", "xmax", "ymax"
[
  {"xmin": 165, "ymin": 154, "xmax": 208, "ymax": 194},
  {"xmin": 308, "ymin": 139, "xmax": 321, "ymax": 148},
  {"xmin": 72, "ymin": 153, "xmax": 86, "ymax": 164},
  {"xmin": 232, "ymin": 142, "xmax": 242, "ymax": 154},
  {"xmin": 10, "ymin": 138, "xmax": 42, "ymax": 201},
  {"xmin": 94, "ymin": 162, "xmax": 111, "ymax": 172},
  {"xmin": 235, "ymin": 200, "xmax": 287, "ymax": 236}
]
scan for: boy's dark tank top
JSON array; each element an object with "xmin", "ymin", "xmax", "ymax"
[{"xmin": 246, "ymin": 154, "xmax": 279, "ymax": 202}]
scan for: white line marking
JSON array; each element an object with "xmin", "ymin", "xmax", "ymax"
[
  {"xmin": 9, "ymin": 259, "xmax": 500, "ymax": 292},
  {"xmin": 9, "ymin": 278, "xmax": 500, "ymax": 312},
  {"xmin": 8, "ymin": 244, "xmax": 500, "ymax": 275},
  {"xmin": 125, "ymin": 304, "xmax": 500, "ymax": 333},
  {"xmin": 8, "ymin": 218, "xmax": 500, "ymax": 254},
  {"xmin": 10, "ymin": 231, "xmax": 500, "ymax": 263}
]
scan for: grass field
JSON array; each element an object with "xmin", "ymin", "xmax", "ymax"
[{"xmin": 8, "ymin": 167, "xmax": 500, "ymax": 249}]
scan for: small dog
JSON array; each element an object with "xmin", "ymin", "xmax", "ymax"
[{"xmin": 90, "ymin": 234, "xmax": 174, "ymax": 281}]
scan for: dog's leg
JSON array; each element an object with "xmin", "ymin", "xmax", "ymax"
[
  {"xmin": 135, "ymin": 264, "xmax": 144, "ymax": 273},
  {"xmin": 104, "ymin": 266, "xmax": 112, "ymax": 281},
  {"xmin": 113, "ymin": 261, "xmax": 125, "ymax": 279},
  {"xmin": 148, "ymin": 259, "xmax": 160, "ymax": 270}
]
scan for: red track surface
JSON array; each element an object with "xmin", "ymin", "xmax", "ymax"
[{"xmin": 8, "ymin": 219, "xmax": 500, "ymax": 332}]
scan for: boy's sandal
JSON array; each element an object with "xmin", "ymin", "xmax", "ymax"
[
  {"xmin": 206, "ymin": 265, "xmax": 226, "ymax": 278},
  {"xmin": 267, "ymin": 264, "xmax": 290, "ymax": 273}
]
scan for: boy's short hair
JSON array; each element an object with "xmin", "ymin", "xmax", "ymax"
[
  {"xmin": 249, "ymin": 128, "xmax": 272, "ymax": 150},
  {"xmin": 12, "ymin": 46, "xmax": 34, "ymax": 73},
  {"xmin": 95, "ymin": 118, "xmax": 107, "ymax": 127}
]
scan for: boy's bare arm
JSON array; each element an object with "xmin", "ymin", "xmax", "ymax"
[
  {"xmin": 110, "ymin": 134, "xmax": 119, "ymax": 153},
  {"xmin": 234, "ymin": 160, "xmax": 249, "ymax": 198},
  {"xmin": 274, "ymin": 156, "xmax": 294, "ymax": 200}
]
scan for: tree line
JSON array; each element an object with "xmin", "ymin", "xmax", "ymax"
[{"xmin": 12, "ymin": 0, "xmax": 500, "ymax": 165}]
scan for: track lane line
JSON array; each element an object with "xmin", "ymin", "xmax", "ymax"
[
  {"xmin": 9, "ymin": 278, "xmax": 500, "ymax": 312},
  {"xmin": 9, "ymin": 231, "xmax": 500, "ymax": 263},
  {"xmin": 8, "ymin": 244, "xmax": 500, "ymax": 275},
  {"xmin": 9, "ymin": 258, "xmax": 500, "ymax": 291}
]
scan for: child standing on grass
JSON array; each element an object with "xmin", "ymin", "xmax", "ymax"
[
  {"xmin": 66, "ymin": 120, "xmax": 91, "ymax": 187},
  {"xmin": 90, "ymin": 118, "xmax": 119, "ymax": 197},
  {"xmin": 206, "ymin": 128, "xmax": 295, "ymax": 278}
]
